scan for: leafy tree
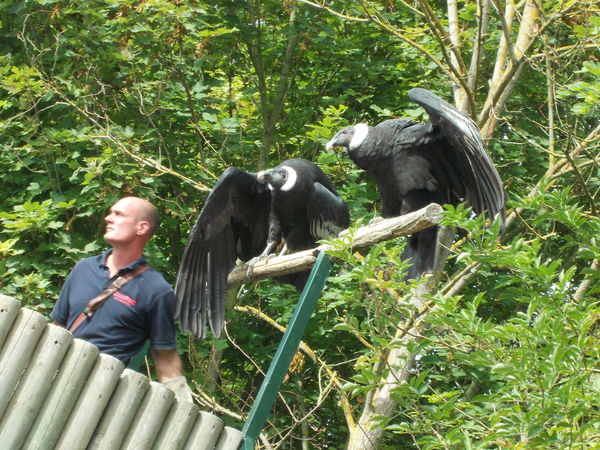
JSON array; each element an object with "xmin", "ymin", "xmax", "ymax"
[{"xmin": 0, "ymin": 0, "xmax": 598, "ymax": 448}]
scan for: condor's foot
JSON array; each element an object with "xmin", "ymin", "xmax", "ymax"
[
  {"xmin": 278, "ymin": 243, "xmax": 290, "ymax": 257},
  {"xmin": 245, "ymin": 253, "xmax": 275, "ymax": 277},
  {"xmin": 245, "ymin": 240, "xmax": 281, "ymax": 277}
]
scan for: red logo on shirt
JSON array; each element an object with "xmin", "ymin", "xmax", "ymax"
[{"xmin": 113, "ymin": 291, "xmax": 137, "ymax": 307}]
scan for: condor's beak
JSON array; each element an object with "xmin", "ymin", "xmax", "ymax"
[{"xmin": 256, "ymin": 170, "xmax": 270, "ymax": 184}]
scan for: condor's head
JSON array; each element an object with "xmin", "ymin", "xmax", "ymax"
[
  {"xmin": 325, "ymin": 123, "xmax": 369, "ymax": 153},
  {"xmin": 257, "ymin": 165, "xmax": 298, "ymax": 192}
]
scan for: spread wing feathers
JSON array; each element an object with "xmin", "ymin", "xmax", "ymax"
[
  {"xmin": 408, "ymin": 88, "xmax": 506, "ymax": 228},
  {"xmin": 175, "ymin": 167, "xmax": 270, "ymax": 338},
  {"xmin": 306, "ymin": 182, "xmax": 350, "ymax": 240}
]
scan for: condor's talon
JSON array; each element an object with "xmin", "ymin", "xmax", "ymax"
[
  {"xmin": 245, "ymin": 253, "xmax": 274, "ymax": 277},
  {"xmin": 278, "ymin": 243, "xmax": 289, "ymax": 257},
  {"xmin": 245, "ymin": 257, "xmax": 259, "ymax": 278}
]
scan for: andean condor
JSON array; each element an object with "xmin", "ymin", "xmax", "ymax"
[
  {"xmin": 326, "ymin": 87, "xmax": 505, "ymax": 279},
  {"xmin": 175, "ymin": 158, "xmax": 350, "ymax": 339}
]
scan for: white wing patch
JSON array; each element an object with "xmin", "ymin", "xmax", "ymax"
[{"xmin": 310, "ymin": 217, "xmax": 342, "ymax": 240}]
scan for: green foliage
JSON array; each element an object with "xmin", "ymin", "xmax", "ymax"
[
  {"xmin": 0, "ymin": 0, "xmax": 598, "ymax": 447},
  {"xmin": 558, "ymin": 61, "xmax": 600, "ymax": 116}
]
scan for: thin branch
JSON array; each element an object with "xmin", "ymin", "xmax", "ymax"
[
  {"xmin": 490, "ymin": 0, "xmax": 519, "ymax": 65},
  {"xmin": 573, "ymin": 259, "xmax": 600, "ymax": 303},
  {"xmin": 298, "ymin": 0, "xmax": 461, "ymax": 86},
  {"xmin": 35, "ymin": 75, "xmax": 212, "ymax": 192},
  {"xmin": 222, "ymin": 323, "xmax": 305, "ymax": 430},
  {"xmin": 497, "ymin": 121, "xmax": 600, "ymax": 235},
  {"xmin": 467, "ymin": 0, "xmax": 491, "ymax": 103},
  {"xmin": 235, "ymin": 304, "xmax": 357, "ymax": 431},
  {"xmin": 487, "ymin": 0, "xmax": 527, "ymax": 86},
  {"xmin": 176, "ymin": 67, "xmax": 206, "ymax": 164},
  {"xmin": 193, "ymin": 389, "xmax": 274, "ymax": 449},
  {"xmin": 248, "ymin": 3, "xmax": 304, "ymax": 168},
  {"xmin": 416, "ymin": 0, "xmax": 473, "ymax": 111},
  {"xmin": 551, "ymin": 152, "xmax": 600, "ymax": 181},
  {"xmin": 531, "ymin": 42, "xmax": 600, "ymax": 59},
  {"xmin": 479, "ymin": 1, "xmax": 579, "ymax": 134},
  {"xmin": 564, "ymin": 139, "xmax": 597, "ymax": 216},
  {"xmin": 296, "ymin": 0, "xmax": 369, "ymax": 22}
]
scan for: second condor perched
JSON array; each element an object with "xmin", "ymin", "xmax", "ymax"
[{"xmin": 326, "ymin": 88, "xmax": 505, "ymax": 279}]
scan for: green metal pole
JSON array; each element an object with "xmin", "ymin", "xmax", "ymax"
[
  {"xmin": 240, "ymin": 252, "xmax": 331, "ymax": 449},
  {"xmin": 127, "ymin": 339, "xmax": 150, "ymax": 371}
]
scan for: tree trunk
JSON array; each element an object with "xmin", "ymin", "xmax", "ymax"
[
  {"xmin": 346, "ymin": 227, "xmax": 454, "ymax": 449},
  {"xmin": 247, "ymin": 4, "xmax": 302, "ymax": 169}
]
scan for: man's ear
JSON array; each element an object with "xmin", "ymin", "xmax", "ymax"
[{"xmin": 137, "ymin": 220, "xmax": 151, "ymax": 236}]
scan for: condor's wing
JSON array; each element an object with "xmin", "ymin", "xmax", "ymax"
[
  {"xmin": 175, "ymin": 167, "xmax": 271, "ymax": 339},
  {"xmin": 408, "ymin": 87, "xmax": 506, "ymax": 229},
  {"xmin": 306, "ymin": 182, "xmax": 350, "ymax": 240}
]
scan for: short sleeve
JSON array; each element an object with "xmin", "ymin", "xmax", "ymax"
[
  {"xmin": 51, "ymin": 270, "xmax": 74, "ymax": 325},
  {"xmin": 148, "ymin": 288, "xmax": 177, "ymax": 350}
]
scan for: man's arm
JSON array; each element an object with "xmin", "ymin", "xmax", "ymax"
[
  {"xmin": 152, "ymin": 349, "xmax": 183, "ymax": 382},
  {"xmin": 153, "ymin": 349, "xmax": 194, "ymax": 403}
]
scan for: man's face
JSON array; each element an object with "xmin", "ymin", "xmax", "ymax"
[{"xmin": 104, "ymin": 198, "xmax": 144, "ymax": 246}]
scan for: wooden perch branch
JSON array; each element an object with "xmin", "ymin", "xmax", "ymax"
[{"xmin": 227, "ymin": 203, "xmax": 444, "ymax": 285}]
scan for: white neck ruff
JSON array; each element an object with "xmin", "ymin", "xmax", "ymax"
[
  {"xmin": 279, "ymin": 166, "xmax": 297, "ymax": 192},
  {"xmin": 349, "ymin": 123, "xmax": 369, "ymax": 149}
]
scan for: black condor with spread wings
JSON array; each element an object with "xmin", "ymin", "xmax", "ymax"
[{"xmin": 175, "ymin": 158, "xmax": 349, "ymax": 339}]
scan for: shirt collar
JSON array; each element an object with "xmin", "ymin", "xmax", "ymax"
[{"xmin": 98, "ymin": 249, "xmax": 148, "ymax": 274}]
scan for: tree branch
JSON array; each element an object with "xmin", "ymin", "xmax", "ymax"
[
  {"xmin": 573, "ymin": 258, "xmax": 600, "ymax": 303},
  {"xmin": 298, "ymin": 0, "xmax": 462, "ymax": 86},
  {"xmin": 418, "ymin": 0, "xmax": 466, "ymax": 73},
  {"xmin": 227, "ymin": 203, "xmax": 444, "ymax": 285},
  {"xmin": 43, "ymin": 80, "xmax": 212, "ymax": 192},
  {"xmin": 479, "ymin": 1, "xmax": 579, "ymax": 135},
  {"xmin": 296, "ymin": 0, "xmax": 370, "ymax": 22},
  {"xmin": 248, "ymin": 3, "xmax": 304, "ymax": 168},
  {"xmin": 505, "ymin": 122, "xmax": 600, "ymax": 231},
  {"xmin": 417, "ymin": 0, "xmax": 472, "ymax": 111},
  {"xmin": 347, "ymin": 227, "xmax": 454, "ymax": 450},
  {"xmin": 467, "ymin": 0, "xmax": 491, "ymax": 112}
]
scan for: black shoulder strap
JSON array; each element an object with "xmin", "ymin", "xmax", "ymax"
[{"xmin": 68, "ymin": 265, "xmax": 149, "ymax": 333}]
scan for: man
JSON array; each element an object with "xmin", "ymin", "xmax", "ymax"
[{"xmin": 51, "ymin": 196, "xmax": 192, "ymax": 402}]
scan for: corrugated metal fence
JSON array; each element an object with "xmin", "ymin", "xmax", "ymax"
[{"xmin": 0, "ymin": 294, "xmax": 242, "ymax": 449}]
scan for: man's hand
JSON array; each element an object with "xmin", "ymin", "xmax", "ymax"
[
  {"xmin": 163, "ymin": 375, "xmax": 194, "ymax": 403},
  {"xmin": 153, "ymin": 349, "xmax": 194, "ymax": 403}
]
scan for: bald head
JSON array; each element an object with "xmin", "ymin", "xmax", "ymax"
[
  {"xmin": 130, "ymin": 197, "xmax": 160, "ymax": 236},
  {"xmin": 104, "ymin": 197, "xmax": 160, "ymax": 250}
]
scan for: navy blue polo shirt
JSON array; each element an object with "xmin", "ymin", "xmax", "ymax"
[{"xmin": 51, "ymin": 250, "xmax": 177, "ymax": 365}]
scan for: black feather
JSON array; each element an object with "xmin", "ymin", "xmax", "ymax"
[{"xmin": 175, "ymin": 168, "xmax": 270, "ymax": 338}]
